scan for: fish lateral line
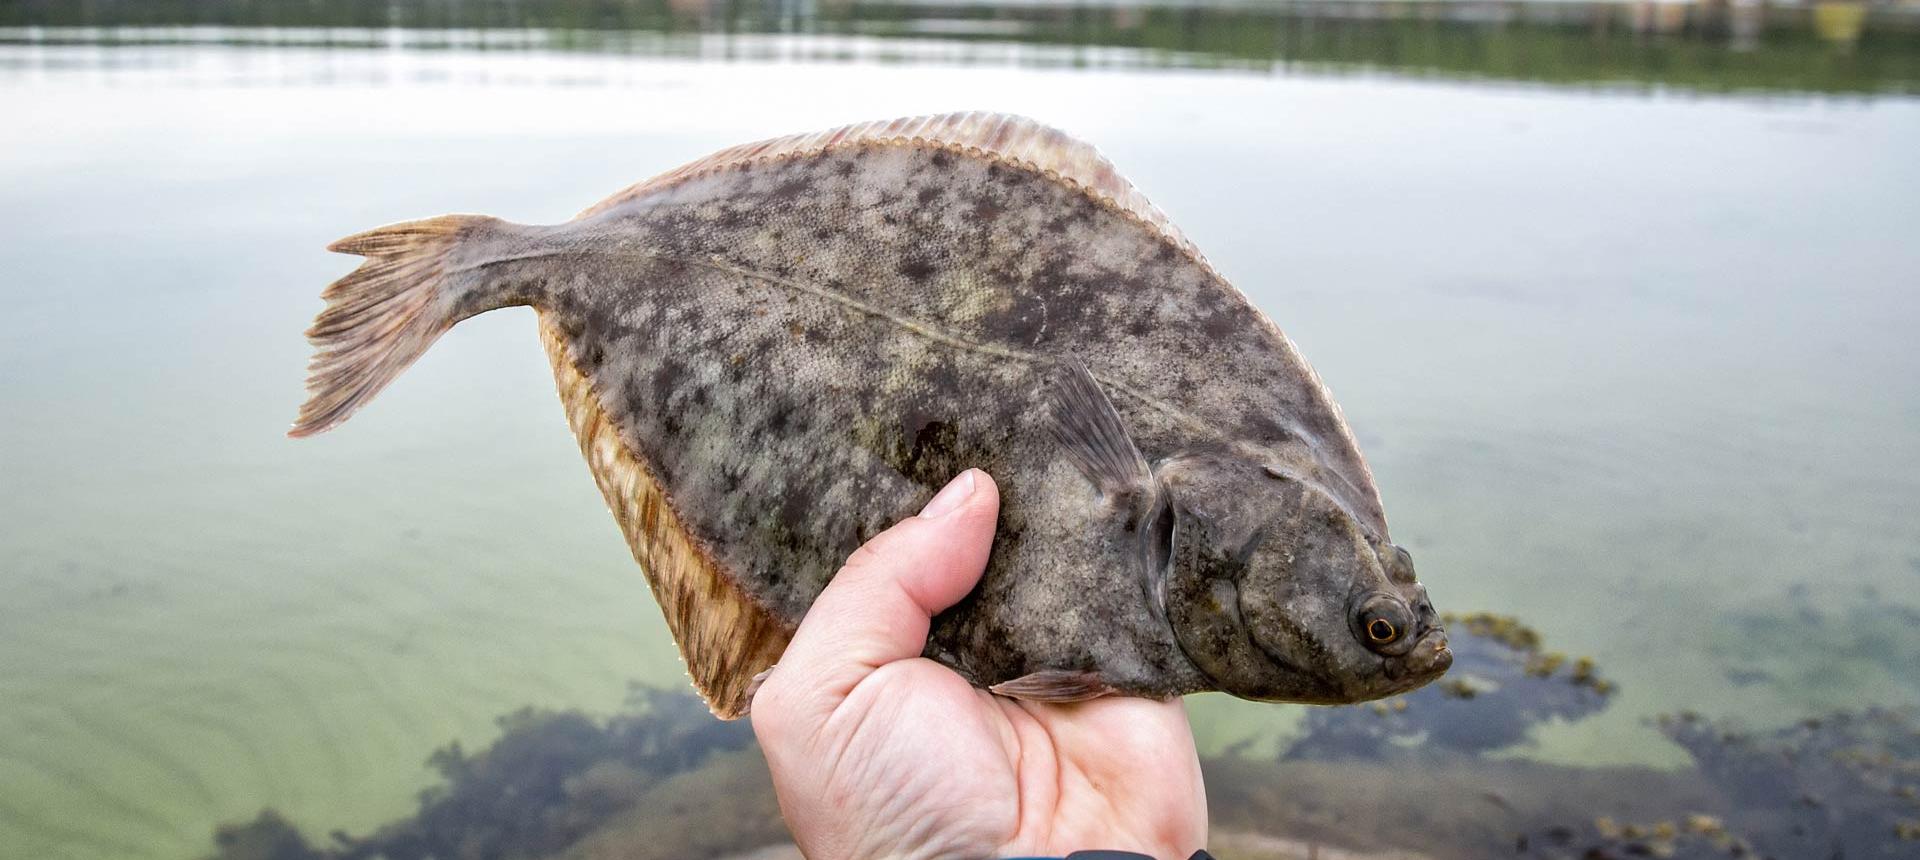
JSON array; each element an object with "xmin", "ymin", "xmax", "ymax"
[{"xmin": 633, "ymin": 249, "xmax": 1222, "ymax": 441}]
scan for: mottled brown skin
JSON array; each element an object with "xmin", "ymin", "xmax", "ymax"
[{"xmin": 296, "ymin": 119, "xmax": 1451, "ymax": 709}]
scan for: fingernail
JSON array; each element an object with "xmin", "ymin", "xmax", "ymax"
[{"xmin": 918, "ymin": 469, "xmax": 976, "ymax": 519}]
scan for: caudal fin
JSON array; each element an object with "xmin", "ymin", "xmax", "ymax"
[{"xmin": 290, "ymin": 214, "xmax": 503, "ymax": 438}]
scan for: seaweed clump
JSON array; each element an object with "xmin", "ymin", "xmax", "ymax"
[
  {"xmin": 209, "ymin": 810, "xmax": 326, "ymax": 860},
  {"xmin": 204, "ymin": 686, "xmax": 769, "ymax": 860},
  {"xmin": 1513, "ymin": 813, "xmax": 1760, "ymax": 860},
  {"xmin": 1283, "ymin": 612, "xmax": 1615, "ymax": 760},
  {"xmin": 1515, "ymin": 707, "xmax": 1920, "ymax": 860}
]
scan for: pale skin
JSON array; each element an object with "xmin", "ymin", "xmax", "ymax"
[{"xmin": 751, "ymin": 469, "xmax": 1209, "ymax": 860}]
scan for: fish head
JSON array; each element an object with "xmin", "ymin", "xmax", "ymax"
[{"xmin": 1158, "ymin": 453, "xmax": 1450, "ymax": 704}]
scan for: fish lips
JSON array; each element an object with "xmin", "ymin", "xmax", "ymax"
[{"xmin": 1383, "ymin": 626, "xmax": 1453, "ymax": 686}]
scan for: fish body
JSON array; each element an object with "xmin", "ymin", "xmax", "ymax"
[{"xmin": 293, "ymin": 113, "xmax": 1450, "ymax": 718}]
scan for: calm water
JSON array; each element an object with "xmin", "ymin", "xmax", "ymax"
[{"xmin": 2, "ymin": 2, "xmax": 1919, "ymax": 858}]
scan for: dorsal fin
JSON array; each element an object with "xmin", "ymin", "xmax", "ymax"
[
  {"xmin": 576, "ymin": 112, "xmax": 1210, "ymax": 274},
  {"xmin": 537, "ymin": 313, "xmax": 790, "ymax": 719}
]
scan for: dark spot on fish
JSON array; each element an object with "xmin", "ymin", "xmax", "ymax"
[
  {"xmin": 766, "ymin": 402, "xmax": 792, "ymax": 435},
  {"xmin": 746, "ymin": 332, "xmax": 778, "ymax": 362},
  {"xmin": 650, "ymin": 357, "xmax": 683, "ymax": 412},
  {"xmin": 929, "ymin": 150, "xmax": 952, "ymax": 169},
  {"xmin": 970, "ymin": 197, "xmax": 1003, "ymax": 223},
  {"xmin": 776, "ymin": 488, "xmax": 815, "ymax": 538},
  {"xmin": 773, "ymin": 174, "xmax": 815, "ymax": 200},
  {"xmin": 916, "ymin": 186, "xmax": 941, "ymax": 205},
  {"xmin": 1027, "ymin": 255, "xmax": 1078, "ymax": 311},
  {"xmin": 980, "ymin": 295, "xmax": 1046, "ymax": 346},
  {"xmin": 898, "ymin": 258, "xmax": 938, "ymax": 283},
  {"xmin": 1200, "ymin": 303, "xmax": 1243, "ymax": 343}
]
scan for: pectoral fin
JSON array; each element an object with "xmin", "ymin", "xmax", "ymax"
[
  {"xmin": 1042, "ymin": 360, "xmax": 1175, "ymax": 622},
  {"xmin": 989, "ymin": 671, "xmax": 1117, "ymax": 703},
  {"xmin": 1043, "ymin": 361, "xmax": 1154, "ymax": 501}
]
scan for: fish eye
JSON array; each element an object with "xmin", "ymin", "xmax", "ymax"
[
  {"xmin": 1351, "ymin": 593, "xmax": 1416, "ymax": 656},
  {"xmin": 1367, "ymin": 618, "xmax": 1398, "ymax": 644}
]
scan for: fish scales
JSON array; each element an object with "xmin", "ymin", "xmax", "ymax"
[{"xmin": 294, "ymin": 113, "xmax": 1451, "ymax": 719}]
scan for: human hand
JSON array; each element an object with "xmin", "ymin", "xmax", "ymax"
[{"xmin": 750, "ymin": 469, "xmax": 1208, "ymax": 860}]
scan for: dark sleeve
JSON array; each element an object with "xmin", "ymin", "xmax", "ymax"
[{"xmin": 1004, "ymin": 852, "xmax": 1215, "ymax": 860}]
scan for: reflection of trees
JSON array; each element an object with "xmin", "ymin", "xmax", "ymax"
[{"xmin": 4, "ymin": 0, "xmax": 1917, "ymax": 96}]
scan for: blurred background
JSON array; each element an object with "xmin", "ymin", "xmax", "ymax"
[{"xmin": 1, "ymin": 1, "xmax": 1916, "ymax": 858}]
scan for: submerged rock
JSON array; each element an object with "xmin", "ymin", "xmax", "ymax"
[
  {"xmin": 1514, "ymin": 706, "xmax": 1920, "ymax": 860},
  {"xmin": 1512, "ymin": 813, "xmax": 1761, "ymax": 860},
  {"xmin": 1659, "ymin": 707, "xmax": 1920, "ymax": 859},
  {"xmin": 1204, "ymin": 756, "xmax": 1719, "ymax": 860}
]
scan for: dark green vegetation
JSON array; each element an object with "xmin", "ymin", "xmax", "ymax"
[
  {"xmin": 207, "ymin": 690, "xmax": 780, "ymax": 860},
  {"xmin": 5, "ymin": 0, "xmax": 1918, "ymax": 96},
  {"xmin": 202, "ymin": 616, "xmax": 1920, "ymax": 860}
]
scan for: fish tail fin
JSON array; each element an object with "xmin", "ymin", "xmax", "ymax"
[{"xmin": 290, "ymin": 214, "xmax": 524, "ymax": 438}]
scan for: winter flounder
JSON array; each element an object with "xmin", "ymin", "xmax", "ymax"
[{"xmin": 291, "ymin": 112, "xmax": 1451, "ymax": 719}]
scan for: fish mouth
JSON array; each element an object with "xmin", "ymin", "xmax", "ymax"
[{"xmin": 1384, "ymin": 627, "xmax": 1453, "ymax": 686}]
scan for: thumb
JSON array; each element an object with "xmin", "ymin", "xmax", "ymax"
[{"xmin": 753, "ymin": 469, "xmax": 999, "ymax": 725}]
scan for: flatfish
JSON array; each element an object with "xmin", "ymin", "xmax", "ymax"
[{"xmin": 291, "ymin": 113, "xmax": 1450, "ymax": 718}]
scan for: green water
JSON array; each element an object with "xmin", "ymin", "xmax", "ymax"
[{"xmin": 2, "ymin": 2, "xmax": 1918, "ymax": 858}]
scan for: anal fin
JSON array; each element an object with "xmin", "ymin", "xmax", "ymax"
[{"xmin": 538, "ymin": 313, "xmax": 791, "ymax": 720}]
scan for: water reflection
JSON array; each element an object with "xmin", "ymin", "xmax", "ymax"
[{"xmin": 3, "ymin": 0, "xmax": 1918, "ymax": 95}]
